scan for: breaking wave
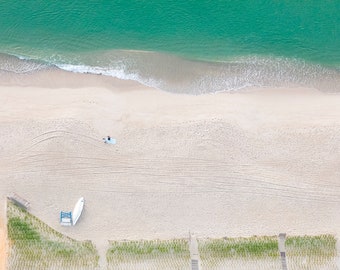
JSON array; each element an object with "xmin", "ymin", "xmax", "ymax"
[{"xmin": 1, "ymin": 50, "xmax": 340, "ymax": 94}]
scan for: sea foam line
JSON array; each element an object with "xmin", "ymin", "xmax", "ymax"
[{"xmin": 56, "ymin": 63, "xmax": 163, "ymax": 89}]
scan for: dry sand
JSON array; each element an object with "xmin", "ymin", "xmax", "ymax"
[
  {"xmin": 0, "ymin": 227, "xmax": 6, "ymax": 270},
  {"xmin": 1, "ymin": 71, "xmax": 340, "ymax": 255}
]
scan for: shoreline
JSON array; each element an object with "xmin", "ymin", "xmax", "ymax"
[
  {"xmin": 1, "ymin": 51, "xmax": 340, "ymax": 95},
  {"xmin": 1, "ymin": 70, "xmax": 340, "ymax": 243},
  {"xmin": 0, "ymin": 67, "xmax": 147, "ymax": 91}
]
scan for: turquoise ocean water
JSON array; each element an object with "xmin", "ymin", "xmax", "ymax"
[{"xmin": 0, "ymin": 1, "xmax": 339, "ymax": 93}]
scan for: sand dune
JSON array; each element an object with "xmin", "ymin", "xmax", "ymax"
[{"xmin": 1, "ymin": 74, "xmax": 340, "ymax": 251}]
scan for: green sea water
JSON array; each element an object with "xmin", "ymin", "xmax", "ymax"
[{"xmin": 0, "ymin": 1, "xmax": 339, "ymax": 93}]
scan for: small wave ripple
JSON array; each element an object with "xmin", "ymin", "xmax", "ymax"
[{"xmin": 1, "ymin": 50, "xmax": 340, "ymax": 94}]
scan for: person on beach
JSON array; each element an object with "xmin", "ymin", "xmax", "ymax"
[{"xmin": 103, "ymin": 136, "xmax": 111, "ymax": 143}]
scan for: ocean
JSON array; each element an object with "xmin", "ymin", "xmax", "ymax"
[{"xmin": 0, "ymin": 1, "xmax": 339, "ymax": 94}]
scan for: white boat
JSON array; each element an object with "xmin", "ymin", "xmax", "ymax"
[{"xmin": 72, "ymin": 197, "xmax": 84, "ymax": 225}]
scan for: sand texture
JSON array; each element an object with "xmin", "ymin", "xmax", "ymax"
[
  {"xmin": 1, "ymin": 73, "xmax": 340, "ymax": 250},
  {"xmin": 0, "ymin": 217, "xmax": 6, "ymax": 270}
]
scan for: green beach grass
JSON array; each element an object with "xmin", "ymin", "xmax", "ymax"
[
  {"xmin": 6, "ymin": 201, "xmax": 338, "ymax": 269},
  {"xmin": 198, "ymin": 236, "xmax": 279, "ymax": 258},
  {"xmin": 106, "ymin": 239, "xmax": 190, "ymax": 269},
  {"xmin": 286, "ymin": 235, "xmax": 336, "ymax": 257},
  {"xmin": 285, "ymin": 235, "xmax": 337, "ymax": 270},
  {"xmin": 198, "ymin": 235, "xmax": 337, "ymax": 269},
  {"xmin": 106, "ymin": 235, "xmax": 337, "ymax": 269},
  {"xmin": 7, "ymin": 201, "xmax": 99, "ymax": 270},
  {"xmin": 198, "ymin": 236, "xmax": 281, "ymax": 269}
]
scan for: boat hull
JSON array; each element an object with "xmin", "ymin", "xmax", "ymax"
[{"xmin": 72, "ymin": 197, "xmax": 84, "ymax": 225}]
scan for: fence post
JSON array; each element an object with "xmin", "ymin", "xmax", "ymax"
[
  {"xmin": 278, "ymin": 233, "xmax": 288, "ymax": 270},
  {"xmin": 189, "ymin": 233, "xmax": 202, "ymax": 270}
]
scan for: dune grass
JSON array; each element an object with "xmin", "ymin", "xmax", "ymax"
[
  {"xmin": 198, "ymin": 236, "xmax": 281, "ymax": 270},
  {"xmin": 286, "ymin": 235, "xmax": 336, "ymax": 256},
  {"xmin": 106, "ymin": 239, "xmax": 190, "ymax": 270},
  {"xmin": 106, "ymin": 235, "xmax": 337, "ymax": 269},
  {"xmin": 6, "ymin": 201, "xmax": 338, "ymax": 269},
  {"xmin": 285, "ymin": 235, "xmax": 337, "ymax": 270},
  {"xmin": 7, "ymin": 201, "xmax": 99, "ymax": 270},
  {"xmin": 198, "ymin": 235, "xmax": 337, "ymax": 270},
  {"xmin": 198, "ymin": 236, "xmax": 279, "ymax": 258}
]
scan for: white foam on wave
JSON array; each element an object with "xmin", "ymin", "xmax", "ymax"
[
  {"xmin": 190, "ymin": 55, "xmax": 340, "ymax": 93},
  {"xmin": 56, "ymin": 63, "xmax": 163, "ymax": 90},
  {"xmin": 0, "ymin": 53, "xmax": 50, "ymax": 74},
  {"xmin": 7, "ymin": 49, "xmax": 338, "ymax": 94},
  {"xmin": 57, "ymin": 54, "xmax": 340, "ymax": 94}
]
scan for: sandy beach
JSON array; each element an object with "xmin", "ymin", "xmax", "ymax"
[
  {"xmin": 1, "ymin": 70, "xmax": 340, "ymax": 257},
  {"xmin": 0, "ymin": 217, "xmax": 6, "ymax": 270}
]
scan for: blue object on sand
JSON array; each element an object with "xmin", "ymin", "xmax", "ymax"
[
  {"xmin": 60, "ymin": 211, "xmax": 72, "ymax": 226},
  {"xmin": 104, "ymin": 138, "xmax": 116, "ymax": 145}
]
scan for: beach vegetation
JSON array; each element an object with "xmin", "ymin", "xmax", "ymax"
[
  {"xmin": 6, "ymin": 201, "xmax": 338, "ymax": 269},
  {"xmin": 285, "ymin": 234, "xmax": 336, "ymax": 270},
  {"xmin": 106, "ymin": 239, "xmax": 190, "ymax": 269},
  {"xmin": 7, "ymin": 201, "xmax": 99, "ymax": 270},
  {"xmin": 286, "ymin": 234, "xmax": 336, "ymax": 256},
  {"xmin": 108, "ymin": 239, "xmax": 188, "ymax": 255},
  {"xmin": 8, "ymin": 217, "xmax": 41, "ymax": 242},
  {"xmin": 198, "ymin": 235, "xmax": 337, "ymax": 270},
  {"xmin": 199, "ymin": 236, "xmax": 279, "ymax": 258}
]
